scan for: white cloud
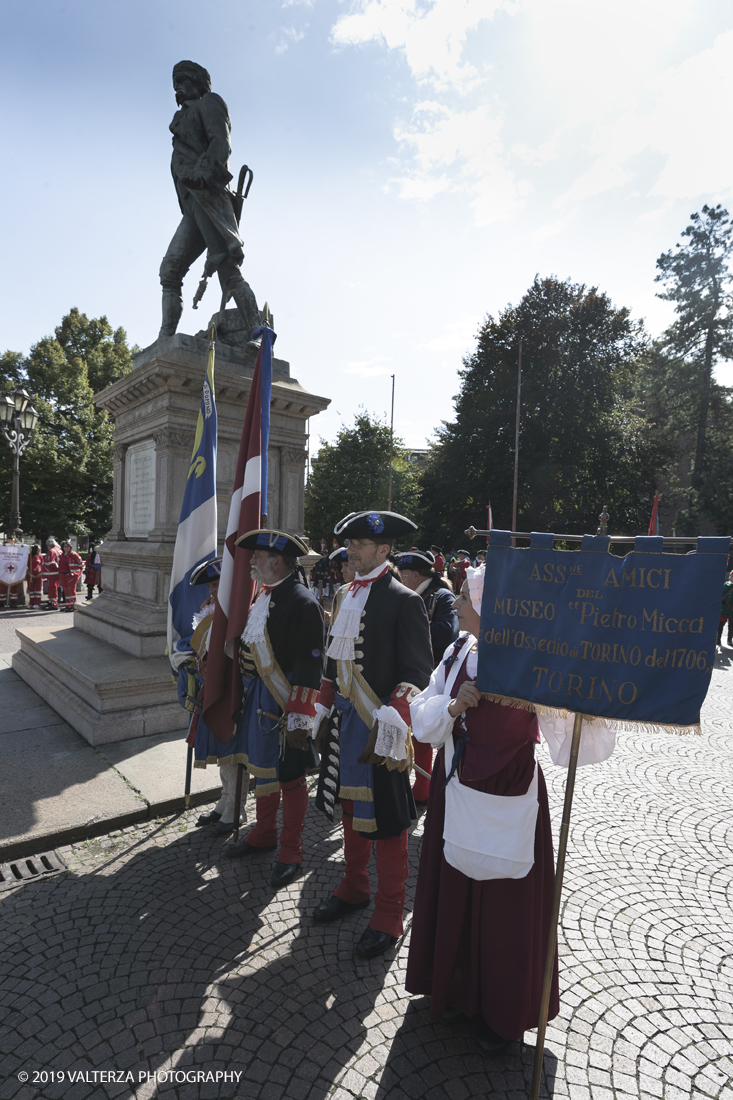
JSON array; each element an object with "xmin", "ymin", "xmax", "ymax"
[
  {"xmin": 554, "ymin": 29, "xmax": 733, "ymax": 208},
  {"xmin": 275, "ymin": 25, "xmax": 307, "ymax": 53},
  {"xmin": 343, "ymin": 358, "xmax": 393, "ymax": 377},
  {"xmin": 331, "ymin": 0, "xmax": 510, "ymax": 93},
  {"xmin": 532, "ymin": 218, "xmax": 568, "ymax": 242},
  {"xmin": 331, "ymin": 0, "xmax": 733, "ymax": 231},
  {"xmin": 393, "ymin": 101, "xmax": 531, "ymax": 224}
]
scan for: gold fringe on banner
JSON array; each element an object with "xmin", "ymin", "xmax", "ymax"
[{"xmin": 479, "ymin": 692, "xmax": 701, "ymax": 737}]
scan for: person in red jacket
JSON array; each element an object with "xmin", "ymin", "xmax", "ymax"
[
  {"xmin": 58, "ymin": 541, "xmax": 83, "ymax": 612},
  {"xmin": 42, "ymin": 539, "xmax": 62, "ymax": 610},
  {"xmin": 28, "ymin": 545, "xmax": 43, "ymax": 609}
]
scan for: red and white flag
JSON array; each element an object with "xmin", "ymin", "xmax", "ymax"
[
  {"xmin": 203, "ymin": 331, "xmax": 273, "ymax": 739},
  {"xmin": 648, "ymin": 493, "xmax": 661, "ymax": 537}
]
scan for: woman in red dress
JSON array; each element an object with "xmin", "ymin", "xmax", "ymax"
[{"xmin": 406, "ymin": 569, "xmax": 559, "ymax": 1054}]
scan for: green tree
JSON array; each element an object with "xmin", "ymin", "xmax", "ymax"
[
  {"xmin": 305, "ymin": 411, "xmax": 421, "ymax": 547},
  {"xmin": 0, "ymin": 308, "xmax": 135, "ymax": 543},
  {"xmin": 635, "ymin": 342, "xmax": 733, "ymax": 534},
  {"xmin": 419, "ymin": 276, "xmax": 661, "ymax": 547},
  {"xmin": 655, "ymin": 204, "xmax": 733, "ymax": 495}
]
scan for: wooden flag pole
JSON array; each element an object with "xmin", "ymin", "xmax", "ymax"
[
  {"xmin": 231, "ymin": 763, "xmax": 246, "ymax": 843},
  {"xmin": 184, "ymin": 744, "xmax": 194, "ymax": 809},
  {"xmin": 530, "ymin": 710, "xmax": 584, "ymax": 1100}
]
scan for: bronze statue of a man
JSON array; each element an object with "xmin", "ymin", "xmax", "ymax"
[{"xmin": 159, "ymin": 61, "xmax": 258, "ymax": 340}]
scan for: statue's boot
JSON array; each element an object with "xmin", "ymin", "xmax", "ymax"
[
  {"xmin": 227, "ymin": 276, "xmax": 260, "ymax": 343},
  {"xmin": 159, "ymin": 288, "xmax": 183, "ymax": 339}
]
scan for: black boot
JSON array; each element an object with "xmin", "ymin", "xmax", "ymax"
[{"xmin": 159, "ymin": 287, "xmax": 183, "ymax": 339}]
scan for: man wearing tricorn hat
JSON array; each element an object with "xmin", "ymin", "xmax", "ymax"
[
  {"xmin": 222, "ymin": 529, "xmax": 324, "ymax": 889},
  {"xmin": 312, "ymin": 511, "xmax": 433, "ymax": 958},
  {"xmin": 158, "ymin": 61, "xmax": 259, "ymax": 340}
]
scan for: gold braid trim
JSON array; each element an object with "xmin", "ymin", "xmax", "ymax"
[
  {"xmin": 336, "ymin": 660, "xmax": 382, "ymax": 729},
  {"xmin": 217, "ymin": 752, "xmax": 250, "ymax": 767},
  {"xmin": 254, "ymin": 780, "xmax": 281, "ymax": 797},
  {"xmin": 352, "ymin": 816, "xmax": 378, "ymax": 833},
  {"xmin": 339, "ymin": 785, "xmax": 373, "ymax": 802},
  {"xmin": 246, "ymin": 762, "xmax": 279, "ymax": 779},
  {"xmin": 251, "ymin": 626, "xmax": 291, "ymax": 711},
  {"xmin": 479, "ymin": 691, "xmax": 701, "ymax": 737}
]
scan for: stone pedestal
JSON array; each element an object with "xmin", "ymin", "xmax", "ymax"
[{"xmin": 13, "ymin": 328, "xmax": 330, "ymax": 744}]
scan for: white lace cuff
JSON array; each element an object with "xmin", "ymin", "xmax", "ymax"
[
  {"xmin": 373, "ymin": 704, "xmax": 409, "ymax": 761},
  {"xmin": 312, "ymin": 701, "xmax": 332, "ymax": 741},
  {"xmin": 287, "ymin": 712, "xmax": 315, "ymax": 733}
]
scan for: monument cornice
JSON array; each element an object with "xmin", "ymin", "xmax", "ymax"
[{"xmin": 95, "ymin": 337, "xmax": 330, "ymax": 422}]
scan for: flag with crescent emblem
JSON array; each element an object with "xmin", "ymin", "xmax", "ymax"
[{"xmin": 166, "ymin": 330, "xmax": 218, "ymax": 672}]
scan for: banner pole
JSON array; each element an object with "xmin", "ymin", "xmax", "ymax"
[
  {"xmin": 530, "ymin": 710, "xmax": 584, "ymax": 1100},
  {"xmin": 184, "ymin": 744, "xmax": 193, "ymax": 809},
  {"xmin": 231, "ymin": 762, "xmax": 245, "ymax": 842}
]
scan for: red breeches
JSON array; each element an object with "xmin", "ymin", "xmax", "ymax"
[
  {"xmin": 334, "ymin": 799, "xmax": 409, "ymax": 938},
  {"xmin": 245, "ymin": 776, "xmax": 309, "ymax": 864}
]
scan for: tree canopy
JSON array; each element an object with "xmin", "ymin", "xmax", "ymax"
[
  {"xmin": 418, "ymin": 276, "xmax": 663, "ymax": 547},
  {"xmin": 0, "ymin": 308, "xmax": 135, "ymax": 544},
  {"xmin": 304, "ymin": 411, "xmax": 421, "ymax": 548},
  {"xmin": 652, "ymin": 204, "xmax": 733, "ymax": 532}
]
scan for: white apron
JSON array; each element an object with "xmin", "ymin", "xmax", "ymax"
[{"xmin": 442, "ymin": 729, "xmax": 539, "ymax": 881}]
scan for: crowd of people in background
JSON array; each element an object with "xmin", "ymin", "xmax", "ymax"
[
  {"xmin": 0, "ymin": 537, "xmax": 103, "ymax": 611},
  {"xmin": 309, "ymin": 542, "xmax": 488, "ymax": 597}
]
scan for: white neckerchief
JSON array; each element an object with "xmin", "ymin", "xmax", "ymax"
[
  {"xmin": 416, "ymin": 577, "xmax": 432, "ymax": 596},
  {"xmin": 241, "ymin": 572, "xmax": 289, "ymax": 645},
  {"xmin": 191, "ymin": 601, "xmax": 215, "ymax": 632},
  {"xmin": 326, "ymin": 561, "xmax": 388, "ymax": 662}
]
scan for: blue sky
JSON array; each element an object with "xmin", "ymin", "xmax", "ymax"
[{"xmin": 2, "ymin": 0, "xmax": 733, "ymax": 450}]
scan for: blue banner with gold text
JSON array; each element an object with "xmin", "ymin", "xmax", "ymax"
[{"xmin": 476, "ymin": 532, "xmax": 729, "ymax": 730}]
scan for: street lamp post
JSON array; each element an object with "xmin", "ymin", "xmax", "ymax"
[{"xmin": 0, "ymin": 387, "xmax": 39, "ymax": 541}]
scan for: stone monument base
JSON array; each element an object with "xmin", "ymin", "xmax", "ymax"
[{"xmin": 14, "ymin": 624, "xmax": 184, "ymax": 745}]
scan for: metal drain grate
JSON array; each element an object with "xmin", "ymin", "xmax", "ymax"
[{"xmin": 0, "ymin": 850, "xmax": 66, "ymax": 890}]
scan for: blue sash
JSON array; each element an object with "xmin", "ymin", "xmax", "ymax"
[{"xmin": 334, "ymin": 690, "xmax": 389, "ymax": 834}]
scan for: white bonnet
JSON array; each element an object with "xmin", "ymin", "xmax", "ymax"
[{"xmin": 466, "ymin": 564, "xmax": 485, "ymax": 614}]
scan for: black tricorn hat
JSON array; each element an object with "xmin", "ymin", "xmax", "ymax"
[
  {"xmin": 234, "ymin": 528, "xmax": 310, "ymax": 558},
  {"xmin": 394, "ymin": 549, "xmax": 435, "ymax": 569},
  {"xmin": 333, "ymin": 510, "xmax": 417, "ymax": 540},
  {"xmin": 190, "ymin": 557, "xmax": 222, "ymax": 586},
  {"xmin": 329, "ymin": 546, "xmax": 348, "ymax": 561}
]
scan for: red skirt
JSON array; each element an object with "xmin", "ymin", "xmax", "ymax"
[{"xmin": 405, "ymin": 740, "xmax": 559, "ymax": 1039}]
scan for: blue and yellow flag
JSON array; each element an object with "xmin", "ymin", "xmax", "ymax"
[{"xmin": 167, "ymin": 329, "xmax": 218, "ymax": 674}]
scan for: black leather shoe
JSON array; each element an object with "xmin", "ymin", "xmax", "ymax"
[
  {"xmin": 211, "ymin": 820, "xmax": 234, "ymax": 837},
  {"xmin": 224, "ymin": 839, "xmax": 277, "ymax": 859},
  {"xmin": 442, "ymin": 1006, "xmax": 464, "ymax": 1023},
  {"xmin": 313, "ymin": 895, "xmax": 370, "ymax": 923},
  {"xmin": 354, "ymin": 926, "xmax": 397, "ymax": 959},
  {"xmin": 270, "ymin": 862, "xmax": 299, "ymax": 889},
  {"xmin": 472, "ymin": 1019, "xmax": 510, "ymax": 1055},
  {"xmin": 196, "ymin": 810, "xmax": 222, "ymax": 827}
]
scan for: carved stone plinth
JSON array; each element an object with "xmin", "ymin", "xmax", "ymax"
[{"xmin": 13, "ymin": 329, "xmax": 330, "ymax": 743}]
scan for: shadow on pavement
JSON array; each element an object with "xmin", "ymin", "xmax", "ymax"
[
  {"xmin": 0, "ymin": 796, "xmax": 555, "ymax": 1100},
  {"xmin": 372, "ymin": 996, "xmax": 557, "ymax": 1100}
]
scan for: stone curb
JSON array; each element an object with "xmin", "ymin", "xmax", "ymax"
[{"xmin": 0, "ymin": 783, "xmax": 220, "ymax": 862}]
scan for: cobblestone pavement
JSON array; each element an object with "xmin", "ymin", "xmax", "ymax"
[{"xmin": 1, "ymin": 659, "xmax": 732, "ymax": 1100}]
